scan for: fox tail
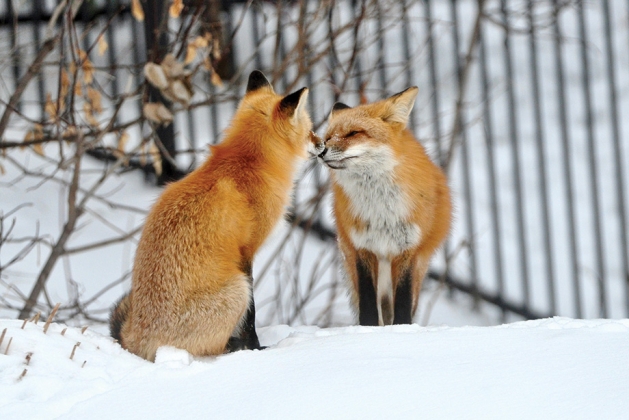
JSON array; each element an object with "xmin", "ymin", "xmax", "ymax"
[{"xmin": 109, "ymin": 293, "xmax": 130, "ymax": 343}]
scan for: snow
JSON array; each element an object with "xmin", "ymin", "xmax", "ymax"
[{"xmin": 2, "ymin": 317, "xmax": 629, "ymax": 419}]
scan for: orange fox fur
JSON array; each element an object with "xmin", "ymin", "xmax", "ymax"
[
  {"xmin": 314, "ymin": 87, "xmax": 451, "ymax": 326},
  {"xmin": 110, "ymin": 71, "xmax": 312, "ymax": 361}
]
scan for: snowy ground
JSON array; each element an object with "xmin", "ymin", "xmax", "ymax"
[{"xmin": 1, "ymin": 317, "xmax": 628, "ymax": 419}]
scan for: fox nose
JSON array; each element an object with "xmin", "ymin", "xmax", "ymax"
[{"xmin": 318, "ymin": 148, "xmax": 328, "ymax": 158}]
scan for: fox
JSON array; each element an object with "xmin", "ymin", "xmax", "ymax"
[
  {"xmin": 109, "ymin": 70, "xmax": 313, "ymax": 361},
  {"xmin": 312, "ymin": 87, "xmax": 452, "ymax": 326}
]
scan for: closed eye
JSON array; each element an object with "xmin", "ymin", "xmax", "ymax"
[{"xmin": 346, "ymin": 130, "xmax": 360, "ymax": 138}]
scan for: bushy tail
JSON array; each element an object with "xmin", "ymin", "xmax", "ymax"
[{"xmin": 109, "ymin": 294, "xmax": 131, "ymax": 343}]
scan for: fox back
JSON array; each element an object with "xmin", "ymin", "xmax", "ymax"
[
  {"xmin": 316, "ymin": 87, "xmax": 451, "ymax": 326},
  {"xmin": 110, "ymin": 71, "xmax": 312, "ymax": 361}
]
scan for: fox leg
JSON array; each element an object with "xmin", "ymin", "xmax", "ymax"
[
  {"xmin": 226, "ymin": 260, "xmax": 262, "ymax": 352},
  {"xmin": 356, "ymin": 251, "xmax": 379, "ymax": 326},
  {"xmin": 393, "ymin": 265, "xmax": 413, "ymax": 324}
]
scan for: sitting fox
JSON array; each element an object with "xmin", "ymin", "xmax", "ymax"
[
  {"xmin": 110, "ymin": 71, "xmax": 312, "ymax": 361},
  {"xmin": 314, "ymin": 87, "xmax": 451, "ymax": 326}
]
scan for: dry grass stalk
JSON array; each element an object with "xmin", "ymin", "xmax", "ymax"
[
  {"xmin": 4, "ymin": 337, "xmax": 13, "ymax": 355},
  {"xmin": 61, "ymin": 328, "xmax": 67, "ymax": 336},
  {"xmin": 20, "ymin": 319, "xmax": 28, "ymax": 329},
  {"xmin": 43, "ymin": 303, "xmax": 61, "ymax": 334},
  {"xmin": 25, "ymin": 352, "xmax": 33, "ymax": 366},
  {"xmin": 0, "ymin": 328, "xmax": 6, "ymax": 347},
  {"xmin": 30, "ymin": 312, "xmax": 41, "ymax": 324},
  {"xmin": 81, "ymin": 360, "xmax": 87, "ymax": 368},
  {"xmin": 69, "ymin": 342, "xmax": 81, "ymax": 360},
  {"xmin": 18, "ymin": 369, "xmax": 27, "ymax": 381},
  {"xmin": 80, "ymin": 326, "xmax": 88, "ymax": 334}
]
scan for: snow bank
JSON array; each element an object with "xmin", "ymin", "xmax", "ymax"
[{"xmin": 1, "ymin": 317, "xmax": 628, "ymax": 419}]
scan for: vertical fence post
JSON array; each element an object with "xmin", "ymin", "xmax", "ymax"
[
  {"xmin": 144, "ymin": 0, "xmax": 183, "ymax": 185},
  {"xmin": 552, "ymin": 1, "xmax": 582, "ymax": 317},
  {"xmin": 576, "ymin": 0, "xmax": 607, "ymax": 317},
  {"xmin": 501, "ymin": 0, "xmax": 531, "ymax": 309},
  {"xmin": 601, "ymin": 0, "xmax": 629, "ymax": 317},
  {"xmin": 527, "ymin": 0, "xmax": 556, "ymax": 315}
]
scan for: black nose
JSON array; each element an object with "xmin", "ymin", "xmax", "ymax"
[{"xmin": 318, "ymin": 148, "xmax": 327, "ymax": 158}]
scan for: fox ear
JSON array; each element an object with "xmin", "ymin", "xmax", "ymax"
[
  {"xmin": 279, "ymin": 87, "xmax": 309, "ymax": 120},
  {"xmin": 382, "ymin": 86, "xmax": 418, "ymax": 127},
  {"xmin": 332, "ymin": 102, "xmax": 351, "ymax": 113},
  {"xmin": 246, "ymin": 70, "xmax": 274, "ymax": 93}
]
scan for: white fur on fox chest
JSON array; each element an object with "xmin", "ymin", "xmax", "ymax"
[{"xmin": 333, "ymin": 147, "xmax": 421, "ymax": 259}]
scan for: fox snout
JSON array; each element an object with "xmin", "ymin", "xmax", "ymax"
[{"xmin": 308, "ymin": 131, "xmax": 325, "ymax": 157}]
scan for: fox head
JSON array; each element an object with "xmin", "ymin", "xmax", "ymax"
[
  {"xmin": 232, "ymin": 70, "xmax": 312, "ymax": 156},
  {"xmin": 317, "ymin": 87, "xmax": 418, "ymax": 171}
]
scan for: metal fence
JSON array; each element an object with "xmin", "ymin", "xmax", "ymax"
[{"xmin": 1, "ymin": 0, "xmax": 628, "ymax": 322}]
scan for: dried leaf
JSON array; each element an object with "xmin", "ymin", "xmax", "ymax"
[
  {"xmin": 118, "ymin": 131, "xmax": 129, "ymax": 154},
  {"xmin": 143, "ymin": 103, "xmax": 173, "ymax": 125},
  {"xmin": 161, "ymin": 54, "xmax": 184, "ymax": 78},
  {"xmin": 83, "ymin": 102, "xmax": 100, "ymax": 127},
  {"xmin": 24, "ymin": 125, "xmax": 44, "ymax": 152},
  {"xmin": 86, "ymin": 87, "xmax": 102, "ymax": 114},
  {"xmin": 131, "ymin": 0, "xmax": 144, "ymax": 22},
  {"xmin": 191, "ymin": 34, "xmax": 209, "ymax": 49},
  {"xmin": 62, "ymin": 126, "xmax": 77, "ymax": 143},
  {"xmin": 45, "ymin": 93, "xmax": 57, "ymax": 119},
  {"xmin": 97, "ymin": 35, "xmax": 108, "ymax": 57},
  {"xmin": 169, "ymin": 79, "xmax": 192, "ymax": 104},
  {"xmin": 74, "ymin": 81, "xmax": 83, "ymax": 97},
  {"xmin": 169, "ymin": 0, "xmax": 184, "ymax": 18},
  {"xmin": 155, "ymin": 104, "xmax": 174, "ymax": 123},
  {"xmin": 32, "ymin": 143, "xmax": 45, "ymax": 157},
  {"xmin": 210, "ymin": 70, "xmax": 223, "ymax": 88},
  {"xmin": 149, "ymin": 141, "xmax": 162, "ymax": 176},
  {"xmin": 212, "ymin": 38, "xmax": 221, "ymax": 61},
  {"xmin": 69, "ymin": 61, "xmax": 76, "ymax": 76},
  {"xmin": 60, "ymin": 68, "xmax": 70, "ymax": 97},
  {"xmin": 139, "ymin": 143, "xmax": 147, "ymax": 166},
  {"xmin": 82, "ymin": 58, "xmax": 94, "ymax": 85},
  {"xmin": 184, "ymin": 44, "xmax": 197, "ymax": 65},
  {"xmin": 144, "ymin": 63, "xmax": 169, "ymax": 90}
]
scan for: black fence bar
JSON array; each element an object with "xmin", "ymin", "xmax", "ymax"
[
  {"xmin": 349, "ymin": 0, "xmax": 364, "ymax": 94},
  {"xmin": 601, "ymin": 0, "xmax": 629, "ymax": 315},
  {"xmin": 552, "ymin": 3, "xmax": 582, "ymax": 317},
  {"xmin": 32, "ymin": 0, "xmax": 45, "ymax": 117},
  {"xmin": 400, "ymin": 0, "xmax": 415, "ymax": 131},
  {"xmin": 576, "ymin": 0, "xmax": 607, "ymax": 317},
  {"xmin": 450, "ymin": 0, "xmax": 479, "ymax": 303},
  {"xmin": 423, "ymin": 0, "xmax": 442, "ymax": 165},
  {"xmin": 105, "ymin": 0, "xmax": 121, "ymax": 117},
  {"xmin": 6, "ymin": 0, "xmax": 21, "ymax": 114},
  {"xmin": 502, "ymin": 0, "xmax": 530, "ymax": 308},
  {"xmin": 528, "ymin": 1, "xmax": 556, "ymax": 314},
  {"xmin": 478, "ymin": 13, "xmax": 506, "ymax": 319},
  {"xmin": 374, "ymin": 0, "xmax": 386, "ymax": 94}
]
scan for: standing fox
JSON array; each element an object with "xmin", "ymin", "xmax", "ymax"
[
  {"xmin": 110, "ymin": 71, "xmax": 312, "ymax": 361},
  {"xmin": 314, "ymin": 87, "xmax": 451, "ymax": 326}
]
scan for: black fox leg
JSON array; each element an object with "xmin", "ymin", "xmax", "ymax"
[
  {"xmin": 227, "ymin": 261, "xmax": 263, "ymax": 352},
  {"xmin": 226, "ymin": 282, "xmax": 263, "ymax": 352},
  {"xmin": 393, "ymin": 267, "xmax": 413, "ymax": 324},
  {"xmin": 357, "ymin": 256, "xmax": 379, "ymax": 326}
]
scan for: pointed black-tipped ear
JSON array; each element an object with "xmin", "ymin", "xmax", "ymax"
[
  {"xmin": 382, "ymin": 86, "xmax": 418, "ymax": 126},
  {"xmin": 332, "ymin": 102, "xmax": 351, "ymax": 113},
  {"xmin": 279, "ymin": 87, "xmax": 309, "ymax": 117},
  {"xmin": 246, "ymin": 70, "xmax": 273, "ymax": 93}
]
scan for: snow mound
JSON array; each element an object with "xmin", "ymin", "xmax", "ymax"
[{"xmin": 1, "ymin": 318, "xmax": 628, "ymax": 419}]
